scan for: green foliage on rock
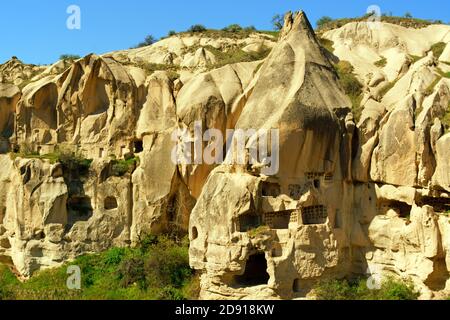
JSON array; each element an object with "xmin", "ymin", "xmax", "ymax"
[
  {"xmin": 430, "ymin": 42, "xmax": 446, "ymax": 58},
  {"xmin": 0, "ymin": 236, "xmax": 199, "ymax": 300},
  {"xmin": 374, "ymin": 56, "xmax": 387, "ymax": 67},
  {"xmin": 59, "ymin": 54, "xmax": 81, "ymax": 61},
  {"xmin": 314, "ymin": 277, "xmax": 420, "ymax": 300}
]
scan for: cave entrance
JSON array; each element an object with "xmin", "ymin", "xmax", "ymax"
[
  {"xmin": 104, "ymin": 196, "xmax": 118, "ymax": 210},
  {"xmin": 234, "ymin": 253, "xmax": 269, "ymax": 287},
  {"xmin": 67, "ymin": 196, "xmax": 93, "ymax": 224},
  {"xmin": 134, "ymin": 140, "xmax": 143, "ymax": 153}
]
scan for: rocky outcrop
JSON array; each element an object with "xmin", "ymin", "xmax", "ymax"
[{"xmin": 0, "ymin": 10, "xmax": 449, "ymax": 299}]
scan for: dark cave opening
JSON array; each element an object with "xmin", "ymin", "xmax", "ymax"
[{"xmin": 234, "ymin": 253, "xmax": 270, "ymax": 287}]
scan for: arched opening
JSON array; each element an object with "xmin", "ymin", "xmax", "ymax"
[
  {"xmin": 234, "ymin": 253, "xmax": 269, "ymax": 287},
  {"xmin": 104, "ymin": 196, "xmax": 118, "ymax": 210},
  {"xmin": 134, "ymin": 140, "xmax": 143, "ymax": 153}
]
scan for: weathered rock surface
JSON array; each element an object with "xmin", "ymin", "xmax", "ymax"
[{"xmin": 0, "ymin": 11, "xmax": 449, "ymax": 299}]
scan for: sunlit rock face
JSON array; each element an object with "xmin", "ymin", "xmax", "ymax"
[{"xmin": 0, "ymin": 9, "xmax": 449, "ymax": 299}]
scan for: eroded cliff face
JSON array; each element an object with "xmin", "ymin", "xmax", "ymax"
[{"xmin": 0, "ymin": 11, "xmax": 449, "ymax": 299}]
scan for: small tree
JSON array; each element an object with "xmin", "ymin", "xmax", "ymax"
[
  {"xmin": 187, "ymin": 24, "xmax": 207, "ymax": 33},
  {"xmin": 244, "ymin": 25, "xmax": 257, "ymax": 32},
  {"xmin": 134, "ymin": 35, "xmax": 156, "ymax": 48},
  {"xmin": 404, "ymin": 12, "xmax": 413, "ymax": 18},
  {"xmin": 317, "ymin": 16, "xmax": 333, "ymax": 29},
  {"xmin": 168, "ymin": 30, "xmax": 177, "ymax": 37},
  {"xmin": 271, "ymin": 14, "xmax": 284, "ymax": 30}
]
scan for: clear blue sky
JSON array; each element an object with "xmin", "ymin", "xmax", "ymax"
[{"xmin": 1, "ymin": 0, "xmax": 449, "ymax": 65}]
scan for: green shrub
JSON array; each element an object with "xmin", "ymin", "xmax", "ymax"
[
  {"xmin": 244, "ymin": 26, "xmax": 257, "ymax": 32},
  {"xmin": 111, "ymin": 157, "xmax": 139, "ymax": 177},
  {"xmin": 248, "ymin": 226, "xmax": 270, "ymax": 238},
  {"xmin": 317, "ymin": 16, "xmax": 334, "ymax": 29},
  {"xmin": 168, "ymin": 30, "xmax": 177, "ymax": 37},
  {"xmin": 333, "ymin": 61, "xmax": 363, "ymax": 121},
  {"xmin": 187, "ymin": 24, "xmax": 207, "ymax": 33},
  {"xmin": 318, "ymin": 37, "xmax": 335, "ymax": 53},
  {"xmin": 335, "ymin": 61, "xmax": 363, "ymax": 96},
  {"xmin": 0, "ymin": 235, "xmax": 198, "ymax": 300},
  {"xmin": 134, "ymin": 61, "xmax": 179, "ymax": 79},
  {"xmin": 133, "ymin": 35, "xmax": 156, "ymax": 49},
  {"xmin": 204, "ymin": 45, "xmax": 271, "ymax": 69},
  {"xmin": 374, "ymin": 56, "xmax": 387, "ymax": 67},
  {"xmin": 222, "ymin": 24, "xmax": 243, "ymax": 33},
  {"xmin": 12, "ymin": 148, "xmax": 92, "ymax": 176},
  {"xmin": 430, "ymin": 42, "xmax": 446, "ymax": 58},
  {"xmin": 314, "ymin": 277, "xmax": 419, "ymax": 300},
  {"xmin": 57, "ymin": 151, "xmax": 92, "ymax": 176},
  {"xmin": 59, "ymin": 54, "xmax": 81, "ymax": 61}
]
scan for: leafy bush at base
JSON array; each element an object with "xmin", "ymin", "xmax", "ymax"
[
  {"xmin": 314, "ymin": 277, "xmax": 420, "ymax": 300},
  {"xmin": 0, "ymin": 235, "xmax": 199, "ymax": 300}
]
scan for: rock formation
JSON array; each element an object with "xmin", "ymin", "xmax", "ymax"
[{"xmin": 0, "ymin": 11, "xmax": 449, "ymax": 299}]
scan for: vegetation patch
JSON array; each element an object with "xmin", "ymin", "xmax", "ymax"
[
  {"xmin": 134, "ymin": 61, "xmax": 179, "ymax": 80},
  {"xmin": 318, "ymin": 37, "xmax": 335, "ymax": 53},
  {"xmin": 424, "ymin": 76, "xmax": 442, "ymax": 96},
  {"xmin": 0, "ymin": 235, "xmax": 199, "ymax": 300},
  {"xmin": 247, "ymin": 226, "xmax": 270, "ymax": 238},
  {"xmin": 430, "ymin": 42, "xmax": 446, "ymax": 59},
  {"xmin": 314, "ymin": 277, "xmax": 420, "ymax": 300},
  {"xmin": 378, "ymin": 80, "xmax": 398, "ymax": 99},
  {"xmin": 204, "ymin": 45, "xmax": 272, "ymax": 69},
  {"xmin": 59, "ymin": 54, "xmax": 81, "ymax": 61},
  {"xmin": 11, "ymin": 146, "xmax": 92, "ymax": 176},
  {"xmin": 316, "ymin": 13, "xmax": 441, "ymax": 33},
  {"xmin": 111, "ymin": 156, "xmax": 139, "ymax": 177},
  {"xmin": 374, "ymin": 56, "xmax": 387, "ymax": 67},
  {"xmin": 333, "ymin": 60, "xmax": 363, "ymax": 120}
]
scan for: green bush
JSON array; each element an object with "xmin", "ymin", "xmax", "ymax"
[
  {"xmin": 314, "ymin": 277, "xmax": 419, "ymax": 300},
  {"xmin": 204, "ymin": 45, "xmax": 272, "ymax": 69},
  {"xmin": 168, "ymin": 30, "xmax": 177, "ymax": 37},
  {"xmin": 0, "ymin": 235, "xmax": 198, "ymax": 300},
  {"xmin": 187, "ymin": 24, "xmax": 207, "ymax": 33},
  {"xmin": 333, "ymin": 61, "xmax": 363, "ymax": 121},
  {"xmin": 60, "ymin": 54, "xmax": 81, "ymax": 61},
  {"xmin": 318, "ymin": 38, "xmax": 335, "ymax": 53},
  {"xmin": 317, "ymin": 16, "xmax": 334, "ymax": 29},
  {"xmin": 133, "ymin": 35, "xmax": 156, "ymax": 49},
  {"xmin": 374, "ymin": 56, "xmax": 387, "ymax": 67},
  {"xmin": 58, "ymin": 151, "xmax": 92, "ymax": 176},
  {"xmin": 335, "ymin": 61, "xmax": 363, "ymax": 97},
  {"xmin": 222, "ymin": 24, "xmax": 243, "ymax": 33},
  {"xmin": 430, "ymin": 42, "xmax": 446, "ymax": 58},
  {"xmin": 111, "ymin": 157, "xmax": 139, "ymax": 177}
]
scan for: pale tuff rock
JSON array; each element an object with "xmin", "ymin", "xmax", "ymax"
[
  {"xmin": 0, "ymin": 10, "xmax": 449, "ymax": 299},
  {"xmin": 439, "ymin": 42, "xmax": 450, "ymax": 63}
]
